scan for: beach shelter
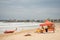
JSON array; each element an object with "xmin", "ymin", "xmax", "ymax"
[
  {"xmin": 39, "ymin": 20, "xmax": 55, "ymax": 32},
  {"xmin": 44, "ymin": 20, "xmax": 55, "ymax": 32}
]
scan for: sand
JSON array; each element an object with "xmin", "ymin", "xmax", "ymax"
[{"xmin": 0, "ymin": 23, "xmax": 60, "ymax": 40}]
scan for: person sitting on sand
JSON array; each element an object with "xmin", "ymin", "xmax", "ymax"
[
  {"xmin": 40, "ymin": 23, "xmax": 47, "ymax": 33},
  {"xmin": 36, "ymin": 28, "xmax": 41, "ymax": 33},
  {"xmin": 39, "ymin": 26, "xmax": 44, "ymax": 33},
  {"xmin": 43, "ymin": 25, "xmax": 48, "ymax": 32}
]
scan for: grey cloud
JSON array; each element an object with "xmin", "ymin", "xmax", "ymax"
[{"xmin": 0, "ymin": 0, "xmax": 60, "ymax": 20}]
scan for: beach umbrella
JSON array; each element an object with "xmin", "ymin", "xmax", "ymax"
[{"xmin": 44, "ymin": 20, "xmax": 53, "ymax": 27}]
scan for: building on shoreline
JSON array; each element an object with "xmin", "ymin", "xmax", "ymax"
[{"xmin": 0, "ymin": 19, "xmax": 60, "ymax": 23}]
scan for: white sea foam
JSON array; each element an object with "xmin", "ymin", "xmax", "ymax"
[{"xmin": 0, "ymin": 22, "xmax": 41, "ymax": 34}]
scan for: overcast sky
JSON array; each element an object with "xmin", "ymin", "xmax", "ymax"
[{"xmin": 0, "ymin": 0, "xmax": 60, "ymax": 20}]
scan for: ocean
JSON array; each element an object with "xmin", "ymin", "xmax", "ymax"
[{"xmin": 0, "ymin": 22, "xmax": 41, "ymax": 34}]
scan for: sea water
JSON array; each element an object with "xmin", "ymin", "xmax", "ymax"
[{"xmin": 0, "ymin": 22, "xmax": 41, "ymax": 34}]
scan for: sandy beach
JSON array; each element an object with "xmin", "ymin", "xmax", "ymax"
[{"xmin": 0, "ymin": 23, "xmax": 60, "ymax": 40}]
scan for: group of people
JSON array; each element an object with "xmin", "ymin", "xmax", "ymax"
[{"xmin": 36, "ymin": 20, "xmax": 55, "ymax": 33}]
